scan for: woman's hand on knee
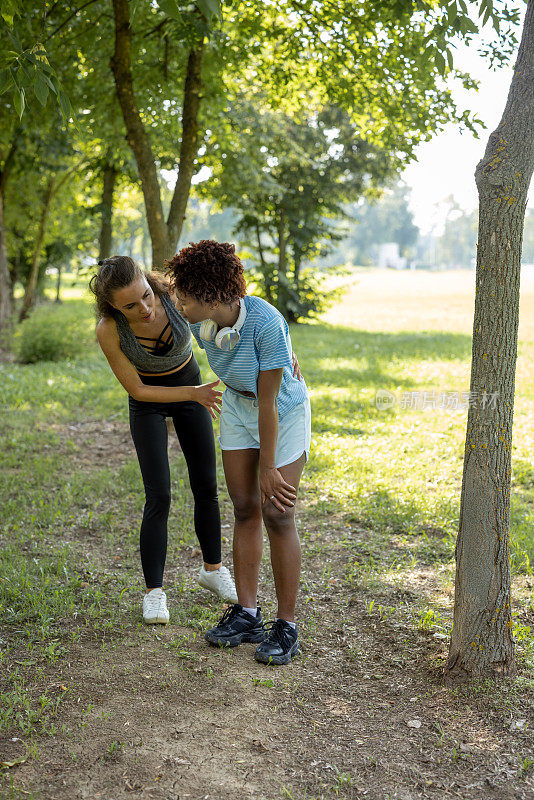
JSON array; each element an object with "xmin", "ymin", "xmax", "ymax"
[{"xmin": 260, "ymin": 467, "xmax": 296, "ymax": 513}]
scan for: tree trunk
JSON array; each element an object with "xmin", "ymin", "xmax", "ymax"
[
  {"xmin": 0, "ymin": 136, "xmax": 19, "ymax": 342},
  {"xmin": 111, "ymin": 0, "xmax": 170, "ymax": 267},
  {"xmin": 278, "ymin": 210, "xmax": 287, "ymax": 274},
  {"xmin": 445, "ymin": 0, "xmax": 534, "ymax": 682},
  {"xmin": 287, "ymin": 249, "xmax": 302, "ymax": 324},
  {"xmin": 277, "ymin": 208, "xmax": 289, "ymax": 320},
  {"xmin": 167, "ymin": 44, "xmax": 204, "ymax": 251},
  {"xmin": 0, "ymin": 191, "xmax": 12, "ymax": 342},
  {"xmin": 19, "ymin": 178, "xmax": 56, "ymax": 322},
  {"xmin": 55, "ymin": 263, "xmax": 62, "ymax": 303},
  {"xmin": 142, "ymin": 226, "xmax": 150, "ymax": 266},
  {"xmin": 98, "ymin": 163, "xmax": 117, "ymax": 260},
  {"xmin": 9, "ymin": 247, "xmax": 20, "ymax": 298},
  {"xmin": 255, "ymin": 220, "xmax": 273, "ymax": 304}
]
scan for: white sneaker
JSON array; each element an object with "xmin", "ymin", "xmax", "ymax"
[
  {"xmin": 142, "ymin": 588, "xmax": 169, "ymax": 624},
  {"xmin": 198, "ymin": 565, "xmax": 238, "ymax": 604}
]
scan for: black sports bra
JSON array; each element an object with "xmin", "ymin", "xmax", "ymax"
[{"xmin": 135, "ymin": 321, "xmax": 174, "ymax": 356}]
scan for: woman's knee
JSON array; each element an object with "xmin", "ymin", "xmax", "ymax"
[
  {"xmin": 191, "ymin": 475, "xmax": 218, "ymax": 503},
  {"xmin": 261, "ymin": 501, "xmax": 295, "ymax": 534},
  {"xmin": 232, "ymin": 493, "xmax": 261, "ymax": 523},
  {"xmin": 145, "ymin": 485, "xmax": 171, "ymax": 514}
]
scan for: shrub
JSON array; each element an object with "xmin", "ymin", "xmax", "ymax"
[{"xmin": 15, "ymin": 302, "xmax": 93, "ymax": 364}]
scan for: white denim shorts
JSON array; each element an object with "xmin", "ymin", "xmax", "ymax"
[{"xmin": 218, "ymin": 389, "xmax": 312, "ymax": 468}]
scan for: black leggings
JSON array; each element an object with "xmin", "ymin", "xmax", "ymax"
[{"xmin": 128, "ymin": 356, "xmax": 221, "ymax": 587}]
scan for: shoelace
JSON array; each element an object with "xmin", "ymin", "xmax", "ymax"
[
  {"xmin": 145, "ymin": 593, "xmax": 165, "ymax": 611},
  {"xmin": 216, "ymin": 604, "xmax": 242, "ymax": 626},
  {"xmin": 263, "ymin": 620, "xmax": 294, "ymax": 650},
  {"xmin": 217, "ymin": 571, "xmax": 236, "ymax": 593}
]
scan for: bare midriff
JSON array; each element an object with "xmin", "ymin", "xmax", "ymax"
[{"xmin": 136, "ymin": 351, "xmax": 193, "ymax": 377}]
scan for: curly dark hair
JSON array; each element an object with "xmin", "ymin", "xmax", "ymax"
[
  {"xmin": 165, "ymin": 240, "xmax": 247, "ymax": 304},
  {"xmin": 89, "ymin": 255, "xmax": 169, "ymax": 319}
]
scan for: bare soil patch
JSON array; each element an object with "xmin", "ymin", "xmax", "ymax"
[
  {"xmin": 50, "ymin": 417, "xmax": 182, "ymax": 471},
  {"xmin": 3, "ymin": 526, "xmax": 534, "ymax": 800}
]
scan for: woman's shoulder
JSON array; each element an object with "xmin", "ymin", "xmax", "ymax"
[
  {"xmin": 246, "ymin": 295, "xmax": 287, "ymax": 328},
  {"xmin": 96, "ymin": 315, "xmax": 119, "ymax": 347},
  {"xmin": 247, "ymin": 295, "xmax": 277, "ymax": 314}
]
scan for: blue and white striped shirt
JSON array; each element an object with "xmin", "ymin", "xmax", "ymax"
[{"xmin": 189, "ymin": 295, "xmax": 308, "ymax": 418}]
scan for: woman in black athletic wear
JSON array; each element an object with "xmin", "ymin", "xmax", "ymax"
[{"xmin": 90, "ymin": 255, "xmax": 238, "ymax": 624}]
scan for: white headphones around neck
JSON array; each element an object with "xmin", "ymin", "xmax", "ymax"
[{"xmin": 199, "ymin": 298, "xmax": 247, "ymax": 352}]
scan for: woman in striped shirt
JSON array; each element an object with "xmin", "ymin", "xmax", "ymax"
[{"xmin": 167, "ymin": 240, "xmax": 311, "ymax": 665}]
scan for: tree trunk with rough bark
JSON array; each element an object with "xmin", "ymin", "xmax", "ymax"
[
  {"xmin": 19, "ymin": 177, "xmax": 56, "ymax": 322},
  {"xmin": 167, "ymin": 44, "xmax": 204, "ymax": 251},
  {"xmin": 111, "ymin": 0, "xmax": 205, "ymax": 265},
  {"xmin": 111, "ymin": 0, "xmax": 170, "ymax": 266},
  {"xmin": 445, "ymin": 0, "xmax": 534, "ymax": 682},
  {"xmin": 98, "ymin": 163, "xmax": 117, "ymax": 261}
]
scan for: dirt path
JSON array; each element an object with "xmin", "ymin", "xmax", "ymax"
[{"xmin": 2, "ymin": 424, "xmax": 533, "ymax": 800}]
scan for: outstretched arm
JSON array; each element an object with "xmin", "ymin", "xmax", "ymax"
[{"xmin": 96, "ymin": 318, "xmax": 222, "ymax": 418}]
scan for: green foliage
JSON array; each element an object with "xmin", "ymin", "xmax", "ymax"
[
  {"xmin": 0, "ymin": 21, "xmax": 72, "ymax": 122},
  {"xmin": 0, "ymin": 0, "xmax": 524, "ymax": 315},
  {"xmin": 5, "ymin": 125, "xmax": 98, "ymax": 293},
  {"xmin": 157, "ymin": 0, "xmax": 221, "ymax": 24},
  {"xmin": 0, "ymin": 0, "xmax": 18, "ymax": 26},
  {"xmin": 15, "ymin": 302, "xmax": 93, "ymax": 363},
  {"xmin": 204, "ymin": 103, "xmax": 395, "ymax": 321}
]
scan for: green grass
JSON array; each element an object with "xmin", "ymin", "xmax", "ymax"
[
  {"xmin": 295, "ymin": 319, "xmax": 534, "ymax": 572},
  {"xmin": 2, "ymin": 283, "xmax": 534, "ymax": 572},
  {"xmin": 1, "ymin": 272, "xmax": 534, "ymax": 745}
]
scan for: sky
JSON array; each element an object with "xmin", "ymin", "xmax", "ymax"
[{"xmin": 402, "ymin": 3, "xmax": 532, "ymax": 235}]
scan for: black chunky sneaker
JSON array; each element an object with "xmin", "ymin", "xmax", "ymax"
[
  {"xmin": 204, "ymin": 604, "xmax": 266, "ymax": 648},
  {"xmin": 254, "ymin": 619, "xmax": 300, "ymax": 665}
]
